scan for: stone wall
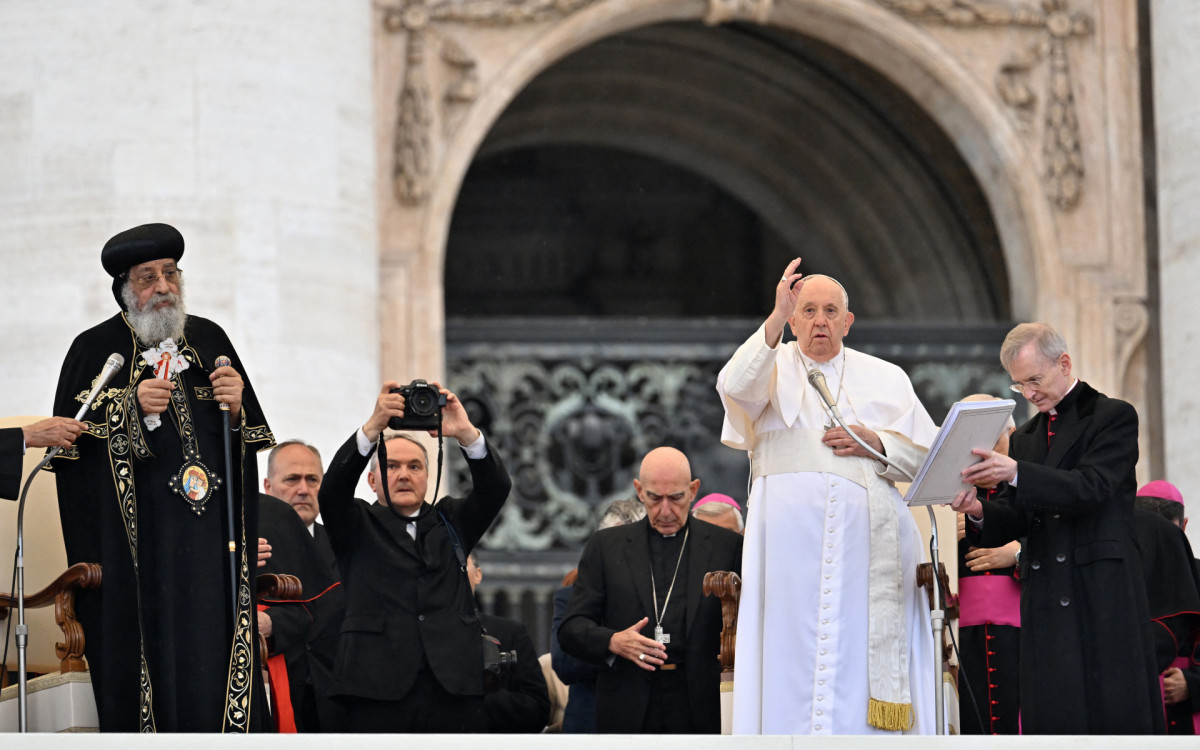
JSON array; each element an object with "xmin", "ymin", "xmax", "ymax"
[{"xmin": 0, "ymin": 1, "xmax": 381, "ymax": 476}]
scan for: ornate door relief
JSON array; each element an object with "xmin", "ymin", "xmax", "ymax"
[
  {"xmin": 875, "ymin": 0, "xmax": 1093, "ymax": 211},
  {"xmin": 378, "ymin": 0, "xmax": 601, "ymax": 204}
]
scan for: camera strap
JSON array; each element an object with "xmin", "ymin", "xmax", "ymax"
[
  {"xmin": 374, "ymin": 421, "xmax": 489, "ymax": 637},
  {"xmin": 438, "ymin": 508, "xmax": 492, "ymax": 637}
]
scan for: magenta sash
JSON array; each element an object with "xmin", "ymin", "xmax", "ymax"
[
  {"xmin": 959, "ymin": 574, "xmax": 1021, "ymax": 628},
  {"xmin": 1163, "ymin": 656, "xmax": 1200, "ymax": 734}
]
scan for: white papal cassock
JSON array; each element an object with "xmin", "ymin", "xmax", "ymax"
[{"xmin": 718, "ymin": 325, "xmax": 940, "ymax": 735}]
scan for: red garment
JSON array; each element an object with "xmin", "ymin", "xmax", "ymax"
[{"xmin": 257, "ymin": 602, "xmax": 296, "ymax": 733}]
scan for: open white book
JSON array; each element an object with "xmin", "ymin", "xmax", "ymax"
[{"xmin": 903, "ymin": 399, "xmax": 1017, "ymax": 507}]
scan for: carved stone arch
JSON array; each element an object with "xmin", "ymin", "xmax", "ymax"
[{"xmin": 416, "ymin": 0, "xmax": 1067, "ymax": 326}]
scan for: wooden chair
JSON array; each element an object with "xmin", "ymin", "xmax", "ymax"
[{"xmin": 0, "ymin": 562, "xmax": 102, "ymax": 687}]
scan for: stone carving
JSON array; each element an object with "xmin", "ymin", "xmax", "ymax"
[
  {"xmin": 703, "ymin": 0, "xmax": 773, "ymax": 26},
  {"xmin": 1113, "ymin": 294, "xmax": 1148, "ymax": 395},
  {"xmin": 379, "ymin": 0, "xmax": 599, "ymax": 204},
  {"xmin": 876, "ymin": 0, "xmax": 1093, "ymax": 210}
]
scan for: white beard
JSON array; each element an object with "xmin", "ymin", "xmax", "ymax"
[{"xmin": 122, "ymin": 282, "xmax": 187, "ymax": 345}]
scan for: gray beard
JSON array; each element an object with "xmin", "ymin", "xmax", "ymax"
[{"xmin": 122, "ymin": 283, "xmax": 187, "ymax": 345}]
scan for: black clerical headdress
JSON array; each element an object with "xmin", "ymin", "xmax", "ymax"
[{"xmin": 102, "ymin": 223, "xmax": 185, "ymax": 310}]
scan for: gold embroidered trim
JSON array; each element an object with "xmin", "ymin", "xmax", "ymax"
[
  {"xmin": 108, "ymin": 384, "xmax": 157, "ymax": 732},
  {"xmin": 222, "ymin": 442, "xmax": 254, "ymax": 732}
]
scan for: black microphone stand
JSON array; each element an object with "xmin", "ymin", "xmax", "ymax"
[
  {"xmin": 12, "ymin": 448, "xmax": 66, "ymax": 732},
  {"xmin": 11, "ymin": 353, "xmax": 123, "ymax": 731},
  {"xmin": 806, "ymin": 370, "xmax": 947, "ymax": 736}
]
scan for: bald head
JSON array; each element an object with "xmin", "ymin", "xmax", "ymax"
[
  {"xmin": 634, "ymin": 447, "xmax": 700, "ymax": 536},
  {"xmin": 639, "ymin": 447, "xmax": 691, "ymax": 483}
]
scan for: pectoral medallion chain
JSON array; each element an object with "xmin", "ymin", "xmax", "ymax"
[
  {"xmin": 164, "ymin": 350, "xmax": 221, "ymax": 515},
  {"xmin": 650, "ymin": 527, "xmax": 689, "ymax": 646}
]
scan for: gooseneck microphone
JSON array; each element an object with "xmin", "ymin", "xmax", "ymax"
[
  {"xmin": 807, "ymin": 359, "xmax": 945, "ymax": 735},
  {"xmin": 806, "ymin": 367, "xmax": 844, "ymax": 424},
  {"xmin": 47, "ymin": 353, "xmax": 125, "ymax": 461},
  {"xmin": 72, "ymin": 353, "xmax": 125, "ymax": 420}
]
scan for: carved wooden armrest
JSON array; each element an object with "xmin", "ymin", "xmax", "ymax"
[
  {"xmin": 702, "ymin": 570, "xmax": 741, "ymax": 672},
  {"xmin": 916, "ymin": 561, "xmax": 958, "ymax": 620},
  {"xmin": 916, "ymin": 561, "xmax": 958, "ymax": 665},
  {"xmin": 0, "ymin": 562, "xmax": 102, "ymax": 675},
  {"xmin": 254, "ymin": 573, "xmax": 303, "ymax": 677},
  {"xmin": 257, "ymin": 573, "xmax": 303, "ymax": 602}
]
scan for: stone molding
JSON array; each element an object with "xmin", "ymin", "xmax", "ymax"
[
  {"xmin": 373, "ymin": 0, "xmax": 1151, "ymax": 468},
  {"xmin": 875, "ymin": 0, "xmax": 1093, "ymax": 211}
]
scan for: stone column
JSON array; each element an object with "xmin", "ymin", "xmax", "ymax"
[
  {"xmin": 0, "ymin": 1, "xmax": 380, "ymax": 473},
  {"xmin": 1151, "ymin": 0, "xmax": 1200, "ymax": 548}
]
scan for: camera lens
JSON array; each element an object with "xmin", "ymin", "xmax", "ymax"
[{"xmin": 410, "ymin": 388, "xmax": 437, "ymax": 416}]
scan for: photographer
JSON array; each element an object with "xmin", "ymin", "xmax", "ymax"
[{"xmin": 317, "ymin": 380, "xmax": 512, "ymax": 732}]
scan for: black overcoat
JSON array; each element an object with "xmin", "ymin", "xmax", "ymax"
[
  {"xmin": 970, "ymin": 381, "xmax": 1164, "ymax": 734},
  {"xmin": 0, "ymin": 427, "xmax": 23, "ymax": 500}
]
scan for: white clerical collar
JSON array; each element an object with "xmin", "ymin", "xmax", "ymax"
[{"xmin": 1049, "ymin": 379, "xmax": 1080, "ymax": 416}]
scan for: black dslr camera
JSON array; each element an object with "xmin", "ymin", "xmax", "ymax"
[
  {"xmin": 388, "ymin": 379, "xmax": 447, "ymax": 431},
  {"xmin": 481, "ymin": 633, "xmax": 518, "ymax": 693}
]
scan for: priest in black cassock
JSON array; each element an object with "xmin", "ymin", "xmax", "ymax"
[
  {"xmin": 46, "ymin": 223, "xmax": 275, "ymax": 732},
  {"xmin": 558, "ymin": 447, "xmax": 743, "ymax": 734}
]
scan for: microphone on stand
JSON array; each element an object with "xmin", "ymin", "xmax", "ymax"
[
  {"xmin": 14, "ymin": 351, "xmax": 123, "ymax": 731},
  {"xmin": 809, "ymin": 363, "xmax": 946, "ymax": 734}
]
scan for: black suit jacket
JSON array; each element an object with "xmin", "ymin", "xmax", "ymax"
[
  {"xmin": 970, "ymin": 381, "xmax": 1163, "ymax": 734},
  {"xmin": 480, "ymin": 613, "xmax": 551, "ymax": 732},
  {"xmin": 257, "ymin": 494, "xmax": 346, "ymax": 731},
  {"xmin": 558, "ymin": 517, "xmax": 742, "ymax": 733},
  {"xmin": 318, "ymin": 432, "xmax": 511, "ymax": 702},
  {"xmin": 1, "ymin": 427, "xmax": 24, "ymax": 500}
]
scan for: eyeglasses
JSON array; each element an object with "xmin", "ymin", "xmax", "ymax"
[
  {"xmin": 1009, "ymin": 374, "xmax": 1047, "ymax": 394},
  {"xmin": 128, "ymin": 267, "xmax": 182, "ymax": 290}
]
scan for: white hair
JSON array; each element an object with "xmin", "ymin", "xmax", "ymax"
[
  {"xmin": 121, "ymin": 278, "xmax": 187, "ymax": 345},
  {"xmin": 692, "ymin": 502, "xmax": 744, "ymax": 532},
  {"xmin": 1000, "ymin": 322, "xmax": 1068, "ymax": 371},
  {"xmin": 799, "ymin": 274, "xmax": 850, "ymax": 311}
]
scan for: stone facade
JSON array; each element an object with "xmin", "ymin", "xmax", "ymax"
[
  {"xmin": 374, "ymin": 0, "xmax": 1156, "ymax": 472},
  {"xmin": 0, "ymin": 0, "xmax": 1193, "ymax": 546}
]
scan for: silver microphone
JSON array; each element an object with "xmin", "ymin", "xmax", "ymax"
[
  {"xmin": 72, "ymin": 353, "xmax": 126, "ymax": 420},
  {"xmin": 806, "ymin": 368, "xmax": 844, "ymax": 424}
]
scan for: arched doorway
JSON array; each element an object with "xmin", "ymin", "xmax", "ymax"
[{"xmin": 438, "ymin": 21, "xmax": 1017, "ymax": 642}]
